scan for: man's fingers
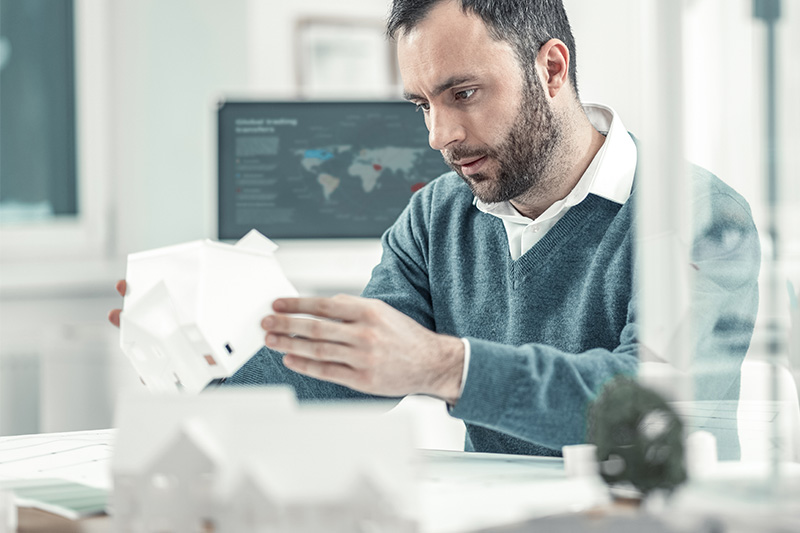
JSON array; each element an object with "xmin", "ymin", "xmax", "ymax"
[
  {"xmin": 108, "ymin": 309, "xmax": 122, "ymax": 328},
  {"xmin": 109, "ymin": 280, "xmax": 127, "ymax": 328},
  {"xmin": 261, "ymin": 314, "xmax": 356, "ymax": 345},
  {"xmin": 282, "ymin": 354, "xmax": 356, "ymax": 388},
  {"xmin": 272, "ymin": 295, "xmax": 370, "ymax": 322},
  {"xmin": 265, "ymin": 334, "xmax": 359, "ymax": 366}
]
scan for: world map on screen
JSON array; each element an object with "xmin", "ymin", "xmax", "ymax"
[
  {"xmin": 296, "ymin": 146, "xmax": 429, "ymax": 201},
  {"xmin": 219, "ymin": 102, "xmax": 451, "ymax": 239}
]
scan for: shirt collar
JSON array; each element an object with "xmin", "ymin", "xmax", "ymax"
[{"xmin": 473, "ymin": 103, "xmax": 637, "ymax": 221}]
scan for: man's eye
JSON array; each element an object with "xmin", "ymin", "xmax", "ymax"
[
  {"xmin": 455, "ymin": 89, "xmax": 476, "ymax": 101},
  {"xmin": 414, "ymin": 102, "xmax": 430, "ymax": 113},
  {"xmin": 693, "ymin": 221, "xmax": 748, "ymax": 260}
]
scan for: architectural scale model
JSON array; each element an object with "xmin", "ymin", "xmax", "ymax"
[
  {"xmin": 119, "ymin": 230, "xmax": 297, "ymax": 393},
  {"xmin": 111, "ymin": 389, "xmax": 417, "ymax": 533}
]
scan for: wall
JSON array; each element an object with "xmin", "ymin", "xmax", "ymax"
[
  {"xmin": 110, "ymin": 0, "xmax": 252, "ymax": 255},
  {"xmin": 564, "ymin": 0, "xmax": 646, "ymax": 135},
  {"xmin": 111, "ymin": 0, "xmax": 390, "ymax": 257}
]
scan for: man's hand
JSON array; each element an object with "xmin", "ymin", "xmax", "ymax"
[
  {"xmin": 108, "ymin": 280, "xmax": 126, "ymax": 328},
  {"xmin": 262, "ymin": 295, "xmax": 464, "ymax": 404}
]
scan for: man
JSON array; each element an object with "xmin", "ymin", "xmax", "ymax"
[{"xmin": 111, "ymin": 0, "xmax": 759, "ymax": 457}]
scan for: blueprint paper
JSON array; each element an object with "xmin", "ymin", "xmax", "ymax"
[
  {"xmin": 119, "ymin": 230, "xmax": 298, "ymax": 393},
  {"xmin": 0, "ymin": 430, "xmax": 113, "ymax": 490},
  {"xmin": 0, "ymin": 479, "xmax": 107, "ymax": 520},
  {"xmin": 0, "ymin": 430, "xmax": 114, "ymax": 520}
]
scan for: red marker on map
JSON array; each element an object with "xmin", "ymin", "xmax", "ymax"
[
  {"xmin": 373, "ymin": 164, "xmax": 383, "ymax": 171},
  {"xmin": 411, "ymin": 182, "xmax": 426, "ymax": 193}
]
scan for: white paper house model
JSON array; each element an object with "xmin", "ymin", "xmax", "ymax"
[
  {"xmin": 219, "ymin": 465, "xmax": 416, "ymax": 533},
  {"xmin": 119, "ymin": 230, "xmax": 297, "ymax": 393},
  {"xmin": 130, "ymin": 420, "xmax": 223, "ymax": 533},
  {"xmin": 112, "ymin": 388, "xmax": 298, "ymax": 532},
  {"xmin": 112, "ymin": 389, "xmax": 417, "ymax": 533}
]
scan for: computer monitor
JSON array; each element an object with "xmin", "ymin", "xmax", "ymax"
[{"xmin": 217, "ymin": 101, "xmax": 450, "ymax": 241}]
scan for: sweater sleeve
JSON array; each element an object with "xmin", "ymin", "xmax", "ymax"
[
  {"xmin": 450, "ymin": 319, "xmax": 639, "ymax": 451},
  {"xmin": 361, "ymin": 183, "xmax": 436, "ymax": 329}
]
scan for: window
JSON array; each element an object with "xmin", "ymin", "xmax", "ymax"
[
  {"xmin": 0, "ymin": 0, "xmax": 109, "ymax": 262},
  {"xmin": 0, "ymin": 0, "xmax": 77, "ymax": 224}
]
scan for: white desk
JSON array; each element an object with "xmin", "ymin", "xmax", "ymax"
[
  {"xmin": 416, "ymin": 450, "xmax": 607, "ymax": 532},
  {"xmin": 4, "ymin": 430, "xmax": 799, "ymax": 533},
  {"xmin": 0, "ymin": 430, "xmax": 609, "ymax": 533}
]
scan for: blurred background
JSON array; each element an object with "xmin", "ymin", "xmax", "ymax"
[{"xmin": 0, "ymin": 0, "xmax": 798, "ymax": 463}]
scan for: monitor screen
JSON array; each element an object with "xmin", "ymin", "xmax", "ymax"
[{"xmin": 217, "ymin": 101, "xmax": 450, "ymax": 240}]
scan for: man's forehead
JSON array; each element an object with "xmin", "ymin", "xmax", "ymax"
[
  {"xmin": 396, "ymin": 10, "xmax": 519, "ymax": 99},
  {"xmin": 396, "ymin": 0, "xmax": 484, "ymax": 44}
]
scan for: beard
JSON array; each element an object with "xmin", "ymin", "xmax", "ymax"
[{"xmin": 443, "ymin": 75, "xmax": 563, "ymax": 204}]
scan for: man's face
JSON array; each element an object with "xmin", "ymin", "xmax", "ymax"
[{"xmin": 397, "ymin": 0, "xmax": 563, "ymax": 204}]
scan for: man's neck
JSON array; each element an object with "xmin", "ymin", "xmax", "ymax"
[{"xmin": 510, "ymin": 107, "xmax": 606, "ymax": 220}]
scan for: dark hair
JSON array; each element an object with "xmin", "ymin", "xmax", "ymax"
[{"xmin": 387, "ymin": 0, "xmax": 579, "ymax": 98}]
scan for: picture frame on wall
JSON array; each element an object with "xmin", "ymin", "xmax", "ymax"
[{"xmin": 294, "ymin": 17, "xmax": 399, "ymax": 99}]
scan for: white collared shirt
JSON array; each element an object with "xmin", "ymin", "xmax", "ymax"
[
  {"xmin": 457, "ymin": 104, "xmax": 637, "ymax": 399},
  {"xmin": 474, "ymin": 103, "xmax": 637, "ymax": 260}
]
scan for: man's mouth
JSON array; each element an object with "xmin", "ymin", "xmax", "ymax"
[{"xmin": 454, "ymin": 155, "xmax": 488, "ymax": 176}]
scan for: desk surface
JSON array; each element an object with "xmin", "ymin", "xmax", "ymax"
[
  {"xmin": 416, "ymin": 450, "xmax": 607, "ymax": 532},
  {"xmin": 8, "ymin": 431, "xmax": 799, "ymax": 533},
  {"xmin": 2, "ymin": 430, "xmax": 609, "ymax": 533}
]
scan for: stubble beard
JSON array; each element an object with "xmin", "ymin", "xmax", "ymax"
[{"xmin": 444, "ymin": 75, "xmax": 563, "ymax": 205}]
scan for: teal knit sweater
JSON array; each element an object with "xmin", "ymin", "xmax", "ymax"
[
  {"xmin": 228, "ymin": 168, "xmax": 759, "ymax": 458},
  {"xmin": 362, "ymin": 173, "xmax": 637, "ymax": 456}
]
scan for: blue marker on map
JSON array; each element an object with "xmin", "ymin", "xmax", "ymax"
[{"xmin": 304, "ymin": 149, "xmax": 334, "ymax": 161}]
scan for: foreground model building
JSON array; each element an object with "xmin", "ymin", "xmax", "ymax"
[{"xmin": 111, "ymin": 388, "xmax": 417, "ymax": 533}]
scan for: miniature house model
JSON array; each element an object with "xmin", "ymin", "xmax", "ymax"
[
  {"xmin": 112, "ymin": 389, "xmax": 417, "ymax": 533},
  {"xmin": 219, "ymin": 465, "xmax": 415, "ymax": 533},
  {"xmin": 124, "ymin": 422, "xmax": 223, "ymax": 533},
  {"xmin": 119, "ymin": 230, "xmax": 297, "ymax": 393}
]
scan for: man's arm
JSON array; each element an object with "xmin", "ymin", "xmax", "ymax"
[
  {"xmin": 451, "ymin": 324, "xmax": 639, "ymax": 450},
  {"xmin": 261, "ymin": 292, "xmax": 639, "ymax": 450}
]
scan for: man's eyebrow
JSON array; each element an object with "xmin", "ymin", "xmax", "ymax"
[{"xmin": 402, "ymin": 76, "xmax": 479, "ymax": 101}]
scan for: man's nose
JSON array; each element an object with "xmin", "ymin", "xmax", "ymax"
[{"xmin": 427, "ymin": 108, "xmax": 466, "ymax": 151}]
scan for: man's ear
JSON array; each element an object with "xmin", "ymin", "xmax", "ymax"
[{"xmin": 536, "ymin": 39, "xmax": 570, "ymax": 98}]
